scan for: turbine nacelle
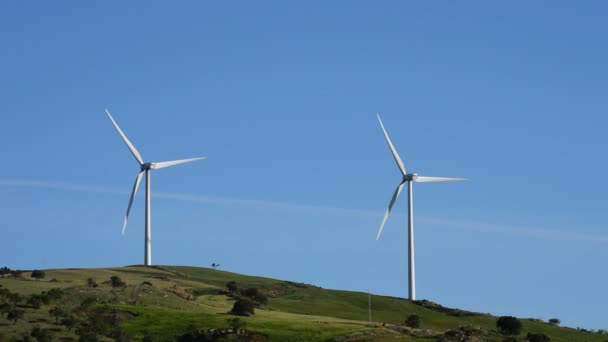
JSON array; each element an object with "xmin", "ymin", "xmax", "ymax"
[
  {"xmin": 404, "ymin": 173, "xmax": 419, "ymax": 182},
  {"xmin": 141, "ymin": 163, "xmax": 152, "ymax": 171}
]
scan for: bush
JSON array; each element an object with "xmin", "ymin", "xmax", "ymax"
[
  {"xmin": 30, "ymin": 326, "xmax": 52, "ymax": 342},
  {"xmin": 496, "ymin": 316, "xmax": 522, "ymax": 336},
  {"xmin": 230, "ymin": 299, "xmax": 255, "ymax": 316},
  {"xmin": 226, "ymin": 281, "xmax": 238, "ymax": 293},
  {"xmin": 87, "ymin": 278, "xmax": 98, "ymax": 288},
  {"xmin": 548, "ymin": 318, "xmax": 560, "ymax": 326},
  {"xmin": 49, "ymin": 307, "xmax": 66, "ymax": 324},
  {"xmin": 0, "ymin": 303, "xmax": 11, "ymax": 317},
  {"xmin": 31, "ymin": 270, "xmax": 45, "ymax": 281},
  {"xmin": 8, "ymin": 309, "xmax": 25, "ymax": 324},
  {"xmin": 27, "ymin": 295, "xmax": 43, "ymax": 309},
  {"xmin": 0, "ymin": 266, "xmax": 11, "ymax": 277},
  {"xmin": 241, "ymin": 287, "xmax": 267, "ymax": 305},
  {"xmin": 42, "ymin": 288, "xmax": 63, "ymax": 302},
  {"xmin": 110, "ymin": 276, "xmax": 126, "ymax": 288},
  {"xmin": 404, "ymin": 314, "xmax": 421, "ymax": 328},
  {"xmin": 527, "ymin": 332, "xmax": 551, "ymax": 342}
]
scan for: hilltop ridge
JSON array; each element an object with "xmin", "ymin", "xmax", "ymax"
[{"xmin": 0, "ymin": 265, "xmax": 603, "ymax": 341}]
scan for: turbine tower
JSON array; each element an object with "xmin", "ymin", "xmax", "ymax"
[
  {"xmin": 375, "ymin": 114, "xmax": 465, "ymax": 300},
  {"xmin": 106, "ymin": 109, "xmax": 205, "ymax": 266}
]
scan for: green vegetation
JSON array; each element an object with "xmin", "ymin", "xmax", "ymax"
[
  {"xmin": 497, "ymin": 316, "xmax": 522, "ymax": 336},
  {"xmin": 405, "ymin": 314, "xmax": 421, "ymax": 328},
  {"xmin": 0, "ymin": 265, "xmax": 605, "ymax": 341}
]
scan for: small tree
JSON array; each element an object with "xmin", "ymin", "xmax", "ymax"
[
  {"xmin": 0, "ymin": 266, "xmax": 11, "ymax": 277},
  {"xmin": 60, "ymin": 315, "xmax": 76, "ymax": 332},
  {"xmin": 43, "ymin": 288, "xmax": 63, "ymax": 302},
  {"xmin": 241, "ymin": 287, "xmax": 268, "ymax": 305},
  {"xmin": 31, "ymin": 270, "xmax": 46, "ymax": 281},
  {"xmin": 110, "ymin": 275, "xmax": 125, "ymax": 288},
  {"xmin": 8, "ymin": 309, "xmax": 25, "ymax": 324},
  {"xmin": 27, "ymin": 295, "xmax": 43, "ymax": 309},
  {"xmin": 7, "ymin": 292, "xmax": 22, "ymax": 306},
  {"xmin": 0, "ymin": 302, "xmax": 11, "ymax": 317},
  {"xmin": 226, "ymin": 281, "xmax": 238, "ymax": 293},
  {"xmin": 230, "ymin": 299, "xmax": 255, "ymax": 316},
  {"xmin": 496, "ymin": 316, "xmax": 522, "ymax": 336},
  {"xmin": 30, "ymin": 326, "xmax": 53, "ymax": 342},
  {"xmin": 526, "ymin": 332, "xmax": 551, "ymax": 342},
  {"xmin": 548, "ymin": 318, "xmax": 560, "ymax": 326},
  {"xmin": 404, "ymin": 314, "xmax": 421, "ymax": 328},
  {"xmin": 87, "ymin": 278, "xmax": 98, "ymax": 288},
  {"xmin": 49, "ymin": 306, "xmax": 66, "ymax": 324}
]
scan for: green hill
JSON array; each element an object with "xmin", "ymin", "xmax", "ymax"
[{"xmin": 0, "ymin": 266, "xmax": 603, "ymax": 341}]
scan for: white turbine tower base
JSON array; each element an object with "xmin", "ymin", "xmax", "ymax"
[
  {"xmin": 375, "ymin": 113, "xmax": 465, "ymax": 300},
  {"xmin": 106, "ymin": 109, "xmax": 205, "ymax": 266}
]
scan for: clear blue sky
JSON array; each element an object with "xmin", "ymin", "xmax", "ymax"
[{"xmin": 1, "ymin": 1, "xmax": 607, "ymax": 330}]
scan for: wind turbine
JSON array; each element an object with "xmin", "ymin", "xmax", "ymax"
[
  {"xmin": 105, "ymin": 109, "xmax": 205, "ymax": 266},
  {"xmin": 375, "ymin": 114, "xmax": 465, "ymax": 300}
]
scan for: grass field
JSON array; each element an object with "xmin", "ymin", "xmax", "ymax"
[{"xmin": 0, "ymin": 265, "xmax": 604, "ymax": 341}]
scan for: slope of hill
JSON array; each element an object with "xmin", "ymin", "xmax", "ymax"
[{"xmin": 0, "ymin": 266, "xmax": 603, "ymax": 341}]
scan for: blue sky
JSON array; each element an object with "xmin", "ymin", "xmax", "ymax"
[{"xmin": 1, "ymin": 1, "xmax": 607, "ymax": 330}]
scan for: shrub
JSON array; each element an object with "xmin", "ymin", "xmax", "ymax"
[
  {"xmin": 87, "ymin": 278, "xmax": 98, "ymax": 288},
  {"xmin": 30, "ymin": 326, "xmax": 53, "ymax": 342},
  {"xmin": 8, "ymin": 309, "xmax": 25, "ymax": 324},
  {"xmin": 0, "ymin": 303, "xmax": 11, "ymax": 317},
  {"xmin": 404, "ymin": 314, "xmax": 421, "ymax": 328},
  {"xmin": 31, "ymin": 270, "xmax": 45, "ymax": 281},
  {"xmin": 226, "ymin": 281, "xmax": 238, "ymax": 293},
  {"xmin": 27, "ymin": 295, "xmax": 43, "ymax": 309},
  {"xmin": 0, "ymin": 266, "xmax": 11, "ymax": 277},
  {"xmin": 7, "ymin": 292, "xmax": 22, "ymax": 306},
  {"xmin": 49, "ymin": 307, "xmax": 66, "ymax": 324},
  {"xmin": 110, "ymin": 276, "xmax": 126, "ymax": 288},
  {"xmin": 241, "ymin": 287, "xmax": 267, "ymax": 305},
  {"xmin": 527, "ymin": 332, "xmax": 551, "ymax": 342},
  {"xmin": 230, "ymin": 299, "xmax": 255, "ymax": 316},
  {"xmin": 43, "ymin": 288, "xmax": 63, "ymax": 301},
  {"xmin": 548, "ymin": 318, "xmax": 560, "ymax": 326},
  {"xmin": 496, "ymin": 316, "xmax": 522, "ymax": 336}
]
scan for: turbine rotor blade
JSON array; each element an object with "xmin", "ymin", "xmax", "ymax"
[
  {"xmin": 377, "ymin": 114, "xmax": 406, "ymax": 176},
  {"xmin": 414, "ymin": 176, "xmax": 467, "ymax": 183},
  {"xmin": 376, "ymin": 181, "xmax": 406, "ymax": 240},
  {"xmin": 122, "ymin": 171, "xmax": 143, "ymax": 235},
  {"xmin": 150, "ymin": 157, "xmax": 206, "ymax": 170},
  {"xmin": 105, "ymin": 109, "xmax": 144, "ymax": 165}
]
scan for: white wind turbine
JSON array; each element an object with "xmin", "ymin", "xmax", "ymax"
[
  {"xmin": 106, "ymin": 109, "xmax": 205, "ymax": 266},
  {"xmin": 375, "ymin": 114, "xmax": 465, "ymax": 300}
]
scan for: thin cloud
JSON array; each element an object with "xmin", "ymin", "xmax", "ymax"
[
  {"xmin": 419, "ymin": 217, "xmax": 608, "ymax": 243},
  {"xmin": 0, "ymin": 178, "xmax": 373, "ymax": 218},
  {"xmin": 1, "ymin": 178, "xmax": 606, "ymax": 243}
]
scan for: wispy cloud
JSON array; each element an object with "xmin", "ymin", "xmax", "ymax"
[
  {"xmin": 1, "ymin": 178, "xmax": 606, "ymax": 243},
  {"xmin": 419, "ymin": 217, "xmax": 608, "ymax": 243},
  {"xmin": 0, "ymin": 178, "xmax": 374, "ymax": 218}
]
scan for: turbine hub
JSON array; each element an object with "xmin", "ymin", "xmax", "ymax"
[
  {"xmin": 404, "ymin": 173, "xmax": 418, "ymax": 181},
  {"xmin": 141, "ymin": 163, "xmax": 152, "ymax": 170}
]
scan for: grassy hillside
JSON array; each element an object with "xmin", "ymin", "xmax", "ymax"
[{"xmin": 0, "ymin": 265, "xmax": 603, "ymax": 341}]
